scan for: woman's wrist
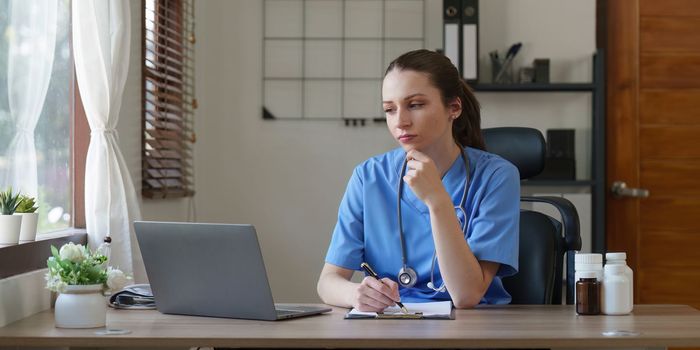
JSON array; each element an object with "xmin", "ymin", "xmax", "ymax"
[
  {"xmin": 345, "ymin": 282, "xmax": 360, "ymax": 308},
  {"xmin": 425, "ymin": 191, "xmax": 453, "ymax": 212}
]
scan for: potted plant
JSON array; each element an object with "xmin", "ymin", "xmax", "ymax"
[
  {"xmin": 46, "ymin": 242, "xmax": 130, "ymax": 328},
  {"xmin": 16, "ymin": 195, "xmax": 39, "ymax": 243},
  {"xmin": 0, "ymin": 187, "xmax": 23, "ymax": 245}
]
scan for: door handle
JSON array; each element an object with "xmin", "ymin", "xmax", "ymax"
[{"xmin": 611, "ymin": 181, "xmax": 650, "ymax": 198}]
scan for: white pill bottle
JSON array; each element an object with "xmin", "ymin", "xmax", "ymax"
[
  {"xmin": 605, "ymin": 252, "xmax": 634, "ymax": 309},
  {"xmin": 602, "ymin": 264, "xmax": 633, "ymax": 315}
]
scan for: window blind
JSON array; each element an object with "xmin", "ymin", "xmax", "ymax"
[{"xmin": 142, "ymin": 0, "xmax": 196, "ymax": 199}]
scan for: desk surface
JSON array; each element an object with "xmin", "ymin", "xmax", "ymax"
[{"xmin": 1, "ymin": 304, "xmax": 700, "ymax": 348}]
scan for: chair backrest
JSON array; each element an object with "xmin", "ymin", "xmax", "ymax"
[{"xmin": 483, "ymin": 127, "xmax": 582, "ymax": 304}]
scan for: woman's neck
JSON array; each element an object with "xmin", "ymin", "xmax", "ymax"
[{"xmin": 422, "ymin": 139, "xmax": 462, "ymax": 177}]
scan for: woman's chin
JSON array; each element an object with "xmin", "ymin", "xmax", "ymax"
[{"xmin": 398, "ymin": 144, "xmax": 424, "ymax": 154}]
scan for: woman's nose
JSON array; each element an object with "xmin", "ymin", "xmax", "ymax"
[{"xmin": 396, "ymin": 108, "xmax": 411, "ymax": 127}]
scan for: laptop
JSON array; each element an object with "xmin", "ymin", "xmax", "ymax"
[{"xmin": 134, "ymin": 221, "xmax": 332, "ymax": 321}]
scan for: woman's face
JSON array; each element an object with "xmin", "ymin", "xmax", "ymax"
[{"xmin": 382, "ymin": 69, "xmax": 461, "ymax": 152}]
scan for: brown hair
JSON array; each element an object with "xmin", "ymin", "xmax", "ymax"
[{"xmin": 384, "ymin": 49, "xmax": 485, "ymax": 150}]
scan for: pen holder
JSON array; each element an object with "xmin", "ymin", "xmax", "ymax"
[{"xmin": 491, "ymin": 57, "xmax": 514, "ymax": 84}]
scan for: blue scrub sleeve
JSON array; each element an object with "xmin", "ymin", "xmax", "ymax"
[
  {"xmin": 324, "ymin": 167, "xmax": 365, "ymax": 270},
  {"xmin": 468, "ymin": 162, "xmax": 520, "ymax": 277}
]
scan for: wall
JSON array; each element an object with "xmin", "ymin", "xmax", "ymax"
[
  {"xmin": 192, "ymin": 0, "xmax": 396, "ymax": 302},
  {"xmin": 192, "ymin": 0, "xmax": 596, "ymax": 303}
]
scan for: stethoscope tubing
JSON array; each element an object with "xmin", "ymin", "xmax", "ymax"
[{"xmin": 396, "ymin": 147, "xmax": 470, "ymax": 292}]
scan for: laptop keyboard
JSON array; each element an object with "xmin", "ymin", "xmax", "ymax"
[
  {"xmin": 276, "ymin": 309, "xmax": 300, "ymax": 317},
  {"xmin": 275, "ymin": 305, "xmax": 331, "ymax": 319}
]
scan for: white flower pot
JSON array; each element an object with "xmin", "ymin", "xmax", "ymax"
[
  {"xmin": 0, "ymin": 214, "xmax": 22, "ymax": 245},
  {"xmin": 16, "ymin": 212, "xmax": 39, "ymax": 242},
  {"xmin": 55, "ymin": 284, "xmax": 107, "ymax": 328}
]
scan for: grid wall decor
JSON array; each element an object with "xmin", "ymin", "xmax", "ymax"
[{"xmin": 262, "ymin": 0, "xmax": 426, "ymax": 121}]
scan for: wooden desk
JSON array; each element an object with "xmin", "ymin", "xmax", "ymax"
[{"xmin": 1, "ymin": 304, "xmax": 700, "ymax": 348}]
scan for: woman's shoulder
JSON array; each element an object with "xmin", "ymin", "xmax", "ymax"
[{"xmin": 466, "ymin": 147, "xmax": 520, "ymax": 180}]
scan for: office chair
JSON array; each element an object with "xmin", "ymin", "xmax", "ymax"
[{"xmin": 483, "ymin": 127, "xmax": 582, "ymax": 305}]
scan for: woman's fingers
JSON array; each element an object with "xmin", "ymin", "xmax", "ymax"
[
  {"xmin": 354, "ymin": 277, "xmax": 400, "ymax": 311},
  {"xmin": 380, "ymin": 277, "xmax": 401, "ymax": 301}
]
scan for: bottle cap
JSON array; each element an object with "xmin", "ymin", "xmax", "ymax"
[
  {"xmin": 578, "ymin": 271, "xmax": 597, "ymax": 279},
  {"xmin": 606, "ymin": 252, "xmax": 626, "ymax": 260},
  {"xmin": 575, "ymin": 253, "xmax": 602, "ymax": 265}
]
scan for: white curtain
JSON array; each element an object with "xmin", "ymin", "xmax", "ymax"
[
  {"xmin": 73, "ymin": 0, "xmax": 143, "ymax": 279},
  {"xmin": 3, "ymin": 0, "xmax": 57, "ymax": 198}
]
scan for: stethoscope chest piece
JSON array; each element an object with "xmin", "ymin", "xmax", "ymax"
[{"xmin": 398, "ymin": 266, "xmax": 417, "ymax": 288}]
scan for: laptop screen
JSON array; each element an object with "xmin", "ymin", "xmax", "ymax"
[{"xmin": 134, "ymin": 221, "xmax": 280, "ymax": 320}]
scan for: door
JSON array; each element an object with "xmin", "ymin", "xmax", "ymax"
[{"xmin": 603, "ymin": 0, "xmax": 700, "ymax": 310}]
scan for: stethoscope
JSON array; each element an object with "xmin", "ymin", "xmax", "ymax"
[{"xmin": 396, "ymin": 147, "xmax": 470, "ymax": 293}]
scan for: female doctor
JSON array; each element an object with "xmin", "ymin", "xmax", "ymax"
[{"xmin": 317, "ymin": 49, "xmax": 520, "ymax": 311}]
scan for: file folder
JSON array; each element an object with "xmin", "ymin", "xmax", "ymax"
[
  {"xmin": 461, "ymin": 0, "xmax": 478, "ymax": 82},
  {"xmin": 443, "ymin": 0, "xmax": 461, "ymax": 71}
]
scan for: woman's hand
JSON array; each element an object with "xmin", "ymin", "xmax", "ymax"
[
  {"xmin": 403, "ymin": 150, "xmax": 450, "ymax": 207},
  {"xmin": 351, "ymin": 277, "xmax": 401, "ymax": 312}
]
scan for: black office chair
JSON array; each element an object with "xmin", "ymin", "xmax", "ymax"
[{"xmin": 483, "ymin": 127, "xmax": 582, "ymax": 305}]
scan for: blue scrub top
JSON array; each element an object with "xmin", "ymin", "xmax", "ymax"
[{"xmin": 325, "ymin": 146, "xmax": 520, "ymax": 304}]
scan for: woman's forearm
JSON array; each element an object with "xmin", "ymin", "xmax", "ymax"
[
  {"xmin": 427, "ymin": 195, "xmax": 491, "ymax": 308},
  {"xmin": 317, "ymin": 269, "xmax": 358, "ymax": 308}
]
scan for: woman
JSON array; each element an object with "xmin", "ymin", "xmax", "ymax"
[{"xmin": 317, "ymin": 49, "xmax": 519, "ymax": 311}]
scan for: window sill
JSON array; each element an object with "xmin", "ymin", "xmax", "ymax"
[{"xmin": 0, "ymin": 229, "xmax": 88, "ymax": 279}]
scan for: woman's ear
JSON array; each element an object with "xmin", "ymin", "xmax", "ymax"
[{"xmin": 448, "ymin": 97, "xmax": 463, "ymax": 118}]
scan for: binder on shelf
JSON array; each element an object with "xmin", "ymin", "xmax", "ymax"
[
  {"xmin": 443, "ymin": 0, "xmax": 461, "ymax": 70},
  {"xmin": 461, "ymin": 0, "xmax": 478, "ymax": 82}
]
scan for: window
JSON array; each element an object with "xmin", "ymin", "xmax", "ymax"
[
  {"xmin": 142, "ymin": 0, "xmax": 196, "ymax": 199},
  {"xmin": 0, "ymin": 0, "xmax": 74, "ymax": 235}
]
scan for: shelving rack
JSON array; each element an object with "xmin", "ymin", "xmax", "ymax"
[{"xmin": 473, "ymin": 51, "xmax": 605, "ymax": 254}]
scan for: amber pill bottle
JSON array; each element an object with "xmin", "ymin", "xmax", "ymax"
[{"xmin": 576, "ymin": 271, "xmax": 601, "ymax": 315}]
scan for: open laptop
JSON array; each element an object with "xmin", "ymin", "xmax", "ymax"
[{"xmin": 134, "ymin": 221, "xmax": 331, "ymax": 321}]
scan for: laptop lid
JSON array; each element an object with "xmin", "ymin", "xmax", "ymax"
[{"xmin": 134, "ymin": 221, "xmax": 282, "ymax": 321}]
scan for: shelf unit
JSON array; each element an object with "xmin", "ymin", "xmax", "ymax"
[
  {"xmin": 473, "ymin": 83, "xmax": 596, "ymax": 92},
  {"xmin": 473, "ymin": 52, "xmax": 605, "ymax": 254}
]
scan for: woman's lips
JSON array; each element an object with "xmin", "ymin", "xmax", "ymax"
[{"xmin": 398, "ymin": 134, "xmax": 416, "ymax": 143}]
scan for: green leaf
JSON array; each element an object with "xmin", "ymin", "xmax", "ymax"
[
  {"xmin": 0, "ymin": 187, "xmax": 22, "ymax": 215},
  {"xmin": 16, "ymin": 195, "xmax": 38, "ymax": 213}
]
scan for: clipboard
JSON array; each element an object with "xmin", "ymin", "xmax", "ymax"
[{"xmin": 344, "ymin": 301, "xmax": 455, "ymax": 320}]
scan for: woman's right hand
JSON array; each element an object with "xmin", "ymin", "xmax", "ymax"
[{"xmin": 352, "ymin": 277, "xmax": 401, "ymax": 312}]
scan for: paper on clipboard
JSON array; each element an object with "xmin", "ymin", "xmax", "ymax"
[{"xmin": 345, "ymin": 301, "xmax": 454, "ymax": 319}]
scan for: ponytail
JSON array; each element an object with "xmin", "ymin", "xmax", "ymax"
[{"xmin": 453, "ymin": 80, "xmax": 485, "ymax": 150}]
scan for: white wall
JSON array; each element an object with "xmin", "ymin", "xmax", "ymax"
[
  {"xmin": 0, "ymin": 270, "xmax": 51, "ymax": 327},
  {"xmin": 191, "ymin": 0, "xmax": 596, "ymax": 303},
  {"xmin": 192, "ymin": 1, "xmax": 395, "ymax": 302}
]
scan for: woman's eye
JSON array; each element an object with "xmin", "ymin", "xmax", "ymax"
[
  {"xmin": 384, "ymin": 107, "xmax": 395, "ymax": 113},
  {"xmin": 409, "ymin": 103, "xmax": 423, "ymax": 109}
]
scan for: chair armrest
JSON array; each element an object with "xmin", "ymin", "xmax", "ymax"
[
  {"xmin": 522, "ymin": 196, "xmax": 582, "ymax": 251},
  {"xmin": 522, "ymin": 196, "xmax": 582, "ymax": 305}
]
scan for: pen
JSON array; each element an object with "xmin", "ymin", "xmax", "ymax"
[{"xmin": 360, "ymin": 262, "xmax": 409, "ymax": 314}]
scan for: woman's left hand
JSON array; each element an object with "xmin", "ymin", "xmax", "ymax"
[{"xmin": 403, "ymin": 150, "xmax": 450, "ymax": 207}]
